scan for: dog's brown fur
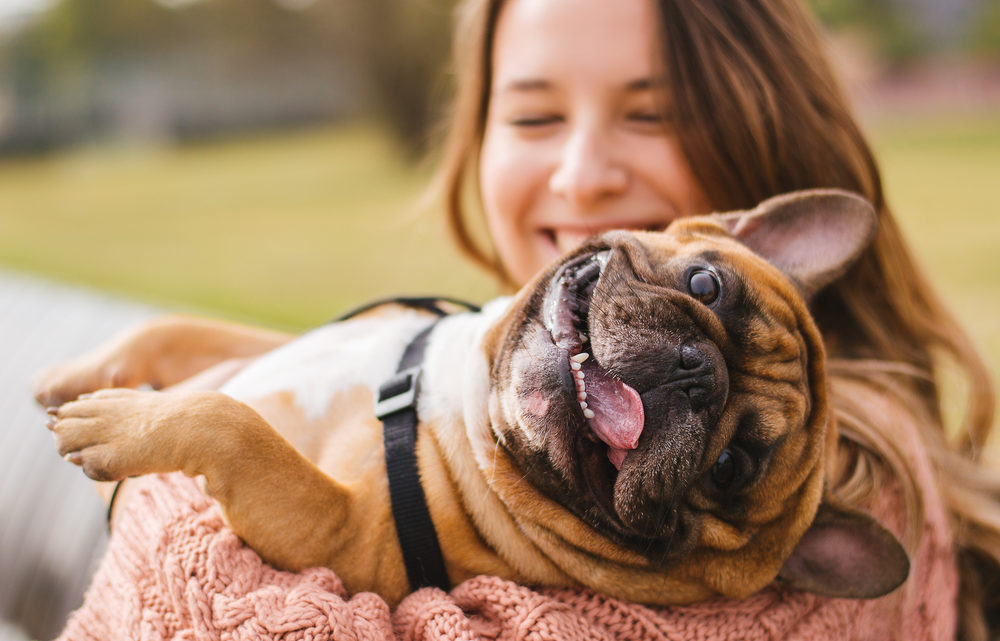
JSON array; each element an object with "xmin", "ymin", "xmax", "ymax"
[{"xmin": 37, "ymin": 189, "xmax": 909, "ymax": 606}]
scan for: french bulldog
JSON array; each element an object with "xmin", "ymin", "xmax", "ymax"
[{"xmin": 40, "ymin": 189, "xmax": 909, "ymax": 606}]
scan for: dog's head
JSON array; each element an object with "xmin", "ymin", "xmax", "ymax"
[{"xmin": 482, "ymin": 189, "xmax": 908, "ymax": 601}]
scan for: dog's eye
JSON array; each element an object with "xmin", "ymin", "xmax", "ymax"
[
  {"xmin": 688, "ymin": 269, "xmax": 720, "ymax": 305},
  {"xmin": 710, "ymin": 449, "xmax": 738, "ymax": 489},
  {"xmin": 707, "ymin": 446, "xmax": 757, "ymax": 495},
  {"xmin": 710, "ymin": 445, "xmax": 758, "ymax": 493}
]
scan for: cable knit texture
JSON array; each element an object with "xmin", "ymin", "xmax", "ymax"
[
  {"xmin": 59, "ymin": 382, "xmax": 958, "ymax": 640},
  {"xmin": 58, "ymin": 465, "xmax": 957, "ymax": 641}
]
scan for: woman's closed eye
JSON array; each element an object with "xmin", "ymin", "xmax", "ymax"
[
  {"xmin": 625, "ymin": 110, "xmax": 671, "ymax": 132},
  {"xmin": 509, "ymin": 114, "xmax": 564, "ymax": 128}
]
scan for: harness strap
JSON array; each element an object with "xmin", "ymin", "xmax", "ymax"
[
  {"xmin": 375, "ymin": 324, "xmax": 449, "ymax": 591},
  {"xmin": 331, "ymin": 295, "xmax": 480, "ymax": 324},
  {"xmin": 370, "ymin": 296, "xmax": 479, "ymax": 592}
]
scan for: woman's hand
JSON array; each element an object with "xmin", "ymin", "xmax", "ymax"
[
  {"xmin": 32, "ymin": 314, "xmax": 293, "ymax": 408},
  {"xmin": 33, "ymin": 320, "xmax": 160, "ymax": 408}
]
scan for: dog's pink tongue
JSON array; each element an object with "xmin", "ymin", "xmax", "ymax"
[{"xmin": 582, "ymin": 360, "xmax": 644, "ymax": 468}]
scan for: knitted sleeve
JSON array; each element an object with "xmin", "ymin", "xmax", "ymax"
[{"xmin": 58, "ymin": 462, "xmax": 955, "ymax": 641}]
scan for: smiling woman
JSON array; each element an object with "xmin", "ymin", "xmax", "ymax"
[
  {"xmin": 477, "ymin": 0, "xmax": 710, "ymax": 287},
  {"xmin": 434, "ymin": 0, "xmax": 1000, "ymax": 638}
]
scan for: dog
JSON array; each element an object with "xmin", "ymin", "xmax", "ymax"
[{"xmin": 38, "ymin": 189, "xmax": 909, "ymax": 606}]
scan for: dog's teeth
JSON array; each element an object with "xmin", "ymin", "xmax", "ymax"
[
  {"xmin": 578, "ymin": 333, "xmax": 587, "ymax": 342},
  {"xmin": 575, "ymin": 370, "xmax": 585, "ymax": 381},
  {"xmin": 579, "ymin": 401, "xmax": 588, "ymax": 410},
  {"xmin": 583, "ymin": 408, "xmax": 595, "ymax": 419},
  {"xmin": 577, "ymin": 391, "xmax": 587, "ymax": 402},
  {"xmin": 571, "ymin": 353, "xmax": 590, "ymax": 363},
  {"xmin": 570, "ymin": 361, "xmax": 582, "ymax": 371}
]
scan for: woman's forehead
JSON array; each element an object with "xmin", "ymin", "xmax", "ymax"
[{"xmin": 490, "ymin": 0, "xmax": 659, "ymax": 89}]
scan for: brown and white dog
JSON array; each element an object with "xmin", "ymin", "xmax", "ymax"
[{"xmin": 37, "ymin": 189, "xmax": 909, "ymax": 606}]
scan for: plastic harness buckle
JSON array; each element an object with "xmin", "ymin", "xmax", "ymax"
[{"xmin": 375, "ymin": 366, "xmax": 422, "ymax": 420}]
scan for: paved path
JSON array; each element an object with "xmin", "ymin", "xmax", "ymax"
[{"xmin": 0, "ymin": 270, "xmax": 158, "ymax": 641}]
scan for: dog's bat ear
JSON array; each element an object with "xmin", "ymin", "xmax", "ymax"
[
  {"xmin": 777, "ymin": 496, "xmax": 910, "ymax": 599},
  {"xmin": 716, "ymin": 189, "xmax": 877, "ymax": 298}
]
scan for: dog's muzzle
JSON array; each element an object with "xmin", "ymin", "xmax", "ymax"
[
  {"xmin": 541, "ymin": 244, "xmax": 731, "ymax": 545},
  {"xmin": 543, "ymin": 251, "xmax": 646, "ymax": 469}
]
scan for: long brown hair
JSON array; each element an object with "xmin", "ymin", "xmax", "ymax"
[{"xmin": 431, "ymin": 0, "xmax": 999, "ymax": 637}]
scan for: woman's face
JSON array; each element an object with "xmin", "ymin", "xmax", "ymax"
[{"xmin": 479, "ymin": 0, "xmax": 711, "ymax": 287}]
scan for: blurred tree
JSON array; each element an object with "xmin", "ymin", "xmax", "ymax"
[
  {"xmin": 968, "ymin": 0, "xmax": 1000, "ymax": 58},
  {"xmin": 348, "ymin": 0, "xmax": 456, "ymax": 157},
  {"xmin": 808, "ymin": 0, "xmax": 928, "ymax": 65},
  {"xmin": 0, "ymin": 0, "xmax": 456, "ymax": 155}
]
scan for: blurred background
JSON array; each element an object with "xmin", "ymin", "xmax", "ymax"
[
  {"xmin": 0, "ymin": 0, "xmax": 997, "ymax": 639},
  {"xmin": 0, "ymin": 0, "xmax": 998, "ymax": 327}
]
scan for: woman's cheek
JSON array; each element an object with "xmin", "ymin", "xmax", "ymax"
[
  {"xmin": 481, "ymin": 133, "xmax": 543, "ymax": 229},
  {"xmin": 634, "ymin": 136, "xmax": 712, "ymax": 216},
  {"xmin": 480, "ymin": 129, "xmax": 561, "ymax": 285}
]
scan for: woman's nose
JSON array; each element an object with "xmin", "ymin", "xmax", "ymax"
[{"xmin": 549, "ymin": 128, "xmax": 628, "ymax": 209}]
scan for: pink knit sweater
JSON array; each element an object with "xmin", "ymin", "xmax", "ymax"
[
  {"xmin": 60, "ymin": 467, "xmax": 956, "ymax": 641},
  {"xmin": 59, "ymin": 378, "xmax": 959, "ymax": 641}
]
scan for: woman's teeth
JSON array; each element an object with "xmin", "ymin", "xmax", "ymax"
[
  {"xmin": 570, "ymin": 351, "xmax": 593, "ymax": 417},
  {"xmin": 553, "ymin": 230, "xmax": 596, "ymax": 254}
]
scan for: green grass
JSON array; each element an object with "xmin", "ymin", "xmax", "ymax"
[
  {"xmin": 0, "ymin": 115, "xmax": 997, "ymax": 400},
  {"xmin": 0, "ymin": 123, "xmax": 497, "ymax": 330}
]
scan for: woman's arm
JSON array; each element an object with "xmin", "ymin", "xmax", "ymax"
[{"xmin": 33, "ymin": 314, "xmax": 292, "ymax": 408}]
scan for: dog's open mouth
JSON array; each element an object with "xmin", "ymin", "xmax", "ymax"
[{"xmin": 543, "ymin": 251, "xmax": 645, "ymax": 473}]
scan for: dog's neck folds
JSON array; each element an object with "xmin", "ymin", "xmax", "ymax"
[
  {"xmin": 419, "ymin": 297, "xmax": 509, "ymax": 431},
  {"xmin": 420, "ymin": 298, "xmax": 604, "ymax": 587}
]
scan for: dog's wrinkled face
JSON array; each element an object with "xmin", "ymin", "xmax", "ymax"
[
  {"xmin": 486, "ymin": 218, "xmax": 826, "ymax": 567},
  {"xmin": 478, "ymin": 191, "xmax": 909, "ymax": 601}
]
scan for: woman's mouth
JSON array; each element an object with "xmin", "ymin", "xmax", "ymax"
[
  {"xmin": 541, "ymin": 223, "xmax": 672, "ymax": 260},
  {"xmin": 545, "ymin": 229, "xmax": 599, "ymax": 255}
]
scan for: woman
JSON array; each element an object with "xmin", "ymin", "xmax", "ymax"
[
  {"xmin": 433, "ymin": 0, "xmax": 1000, "ymax": 638},
  {"xmin": 39, "ymin": 0, "xmax": 998, "ymax": 639}
]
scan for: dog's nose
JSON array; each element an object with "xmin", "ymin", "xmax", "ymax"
[
  {"xmin": 674, "ymin": 343, "xmax": 724, "ymax": 411},
  {"xmin": 679, "ymin": 345, "xmax": 705, "ymax": 370}
]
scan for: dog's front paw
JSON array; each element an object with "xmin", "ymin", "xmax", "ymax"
[{"xmin": 47, "ymin": 388, "xmax": 180, "ymax": 481}]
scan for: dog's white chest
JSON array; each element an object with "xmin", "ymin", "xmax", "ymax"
[{"xmin": 221, "ymin": 311, "xmax": 434, "ymax": 421}]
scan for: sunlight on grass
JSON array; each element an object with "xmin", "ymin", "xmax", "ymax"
[{"xmin": 0, "ymin": 124, "xmax": 497, "ymax": 329}]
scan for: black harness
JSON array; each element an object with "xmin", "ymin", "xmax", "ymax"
[
  {"xmin": 337, "ymin": 296, "xmax": 480, "ymax": 592},
  {"xmin": 111, "ymin": 297, "xmax": 478, "ymax": 588}
]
